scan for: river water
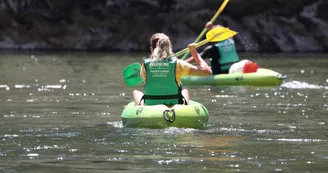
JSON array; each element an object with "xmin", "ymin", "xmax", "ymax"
[{"xmin": 0, "ymin": 52, "xmax": 327, "ymax": 173}]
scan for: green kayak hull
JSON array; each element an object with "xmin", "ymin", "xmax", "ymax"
[
  {"xmin": 181, "ymin": 68, "xmax": 285, "ymax": 86},
  {"xmin": 121, "ymin": 100, "xmax": 209, "ymax": 129}
]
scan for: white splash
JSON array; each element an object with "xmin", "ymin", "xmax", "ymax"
[{"xmin": 281, "ymin": 81, "xmax": 328, "ymax": 89}]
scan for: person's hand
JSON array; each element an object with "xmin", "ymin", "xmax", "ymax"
[
  {"xmin": 188, "ymin": 43, "xmax": 197, "ymax": 53},
  {"xmin": 188, "ymin": 43, "xmax": 196, "ymax": 49},
  {"xmin": 188, "ymin": 43, "xmax": 200, "ymax": 64},
  {"xmin": 205, "ymin": 22, "xmax": 213, "ymax": 30}
]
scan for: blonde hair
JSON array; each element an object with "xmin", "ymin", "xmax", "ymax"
[{"xmin": 149, "ymin": 33, "xmax": 174, "ymax": 61}]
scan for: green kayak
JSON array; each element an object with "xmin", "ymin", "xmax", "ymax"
[
  {"xmin": 181, "ymin": 68, "xmax": 285, "ymax": 86},
  {"xmin": 121, "ymin": 100, "xmax": 209, "ymax": 129}
]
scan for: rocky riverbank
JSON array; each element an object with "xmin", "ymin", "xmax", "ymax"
[{"xmin": 0, "ymin": 0, "xmax": 327, "ymax": 52}]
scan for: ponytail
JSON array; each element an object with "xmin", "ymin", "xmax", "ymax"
[{"xmin": 149, "ymin": 33, "xmax": 173, "ymax": 61}]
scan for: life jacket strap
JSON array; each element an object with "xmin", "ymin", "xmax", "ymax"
[
  {"xmin": 140, "ymin": 94, "xmax": 187, "ymax": 105},
  {"xmin": 142, "ymin": 94, "xmax": 180, "ymax": 100}
]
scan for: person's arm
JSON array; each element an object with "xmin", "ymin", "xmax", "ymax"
[
  {"xmin": 185, "ymin": 45, "xmax": 212, "ymax": 63},
  {"xmin": 187, "ymin": 43, "xmax": 212, "ymax": 76},
  {"xmin": 184, "ymin": 56, "xmax": 194, "ymax": 63},
  {"xmin": 140, "ymin": 63, "xmax": 146, "ymax": 83}
]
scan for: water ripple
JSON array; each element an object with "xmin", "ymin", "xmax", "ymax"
[
  {"xmin": 219, "ymin": 127, "xmax": 281, "ymax": 134},
  {"xmin": 282, "ymin": 81, "xmax": 328, "ymax": 89},
  {"xmin": 256, "ymin": 138, "xmax": 327, "ymax": 142}
]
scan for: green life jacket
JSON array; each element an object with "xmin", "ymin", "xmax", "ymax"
[
  {"xmin": 214, "ymin": 39, "xmax": 239, "ymax": 72},
  {"xmin": 143, "ymin": 58, "xmax": 182, "ymax": 106}
]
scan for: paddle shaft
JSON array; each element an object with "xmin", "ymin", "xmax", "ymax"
[
  {"xmin": 172, "ymin": 39, "xmax": 208, "ymax": 58},
  {"xmin": 195, "ymin": 0, "xmax": 230, "ymax": 42},
  {"xmin": 180, "ymin": 0, "xmax": 230, "ymax": 60}
]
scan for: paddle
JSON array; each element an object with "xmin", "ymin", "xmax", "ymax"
[
  {"xmin": 122, "ymin": 27, "xmax": 238, "ymax": 87},
  {"xmin": 180, "ymin": 0, "xmax": 230, "ymax": 60},
  {"xmin": 122, "ymin": 63, "xmax": 143, "ymax": 87}
]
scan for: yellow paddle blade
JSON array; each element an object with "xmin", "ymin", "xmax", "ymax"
[{"xmin": 206, "ymin": 27, "xmax": 237, "ymax": 42}]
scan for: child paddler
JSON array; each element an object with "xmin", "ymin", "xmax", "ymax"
[
  {"xmin": 185, "ymin": 22, "xmax": 239, "ymax": 74},
  {"xmin": 133, "ymin": 33, "xmax": 212, "ymax": 106},
  {"xmin": 185, "ymin": 22, "xmax": 258, "ymax": 74}
]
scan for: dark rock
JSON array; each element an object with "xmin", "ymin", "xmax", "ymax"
[{"xmin": 0, "ymin": 0, "xmax": 327, "ymax": 52}]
